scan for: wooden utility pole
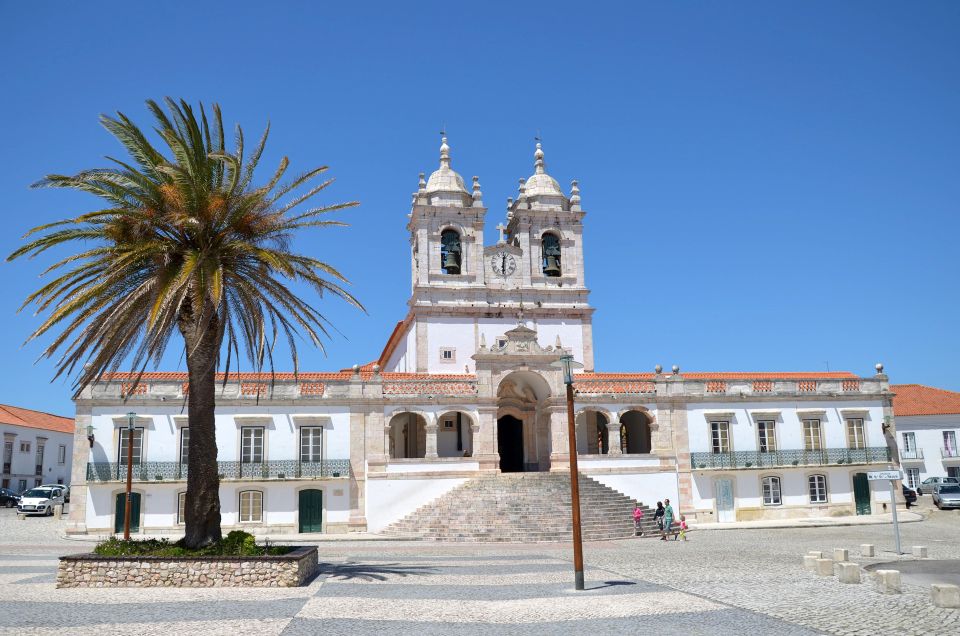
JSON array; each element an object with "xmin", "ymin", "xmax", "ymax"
[{"xmin": 123, "ymin": 412, "xmax": 135, "ymax": 540}]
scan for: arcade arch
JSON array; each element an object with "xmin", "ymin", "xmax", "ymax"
[
  {"xmin": 387, "ymin": 412, "xmax": 427, "ymax": 459},
  {"xmin": 619, "ymin": 409, "xmax": 653, "ymax": 454},
  {"xmin": 496, "ymin": 371, "xmax": 552, "ymax": 472}
]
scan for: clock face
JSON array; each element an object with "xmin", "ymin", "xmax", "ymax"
[{"xmin": 491, "ymin": 251, "xmax": 517, "ymax": 277}]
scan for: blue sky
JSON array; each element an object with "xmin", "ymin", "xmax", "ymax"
[{"xmin": 1, "ymin": 1, "xmax": 958, "ymax": 416}]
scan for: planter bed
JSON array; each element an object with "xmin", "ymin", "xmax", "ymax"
[{"xmin": 57, "ymin": 546, "xmax": 317, "ymax": 588}]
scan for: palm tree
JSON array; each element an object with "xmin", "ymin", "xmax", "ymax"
[{"xmin": 9, "ymin": 98, "xmax": 363, "ymax": 547}]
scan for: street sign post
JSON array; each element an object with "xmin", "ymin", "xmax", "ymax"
[{"xmin": 868, "ymin": 470, "xmax": 903, "ymax": 555}]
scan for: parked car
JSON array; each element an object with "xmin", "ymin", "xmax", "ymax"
[
  {"xmin": 40, "ymin": 484, "xmax": 69, "ymax": 503},
  {"xmin": 902, "ymin": 485, "xmax": 918, "ymax": 505},
  {"xmin": 0, "ymin": 488, "xmax": 20, "ymax": 508},
  {"xmin": 932, "ymin": 484, "xmax": 960, "ymax": 510},
  {"xmin": 917, "ymin": 477, "xmax": 960, "ymax": 495},
  {"xmin": 17, "ymin": 487, "xmax": 65, "ymax": 516}
]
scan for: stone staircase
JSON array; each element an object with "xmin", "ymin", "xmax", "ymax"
[{"xmin": 379, "ymin": 472, "xmax": 660, "ymax": 542}]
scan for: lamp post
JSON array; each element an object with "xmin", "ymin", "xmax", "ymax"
[
  {"xmin": 123, "ymin": 412, "xmax": 135, "ymax": 540},
  {"xmin": 552, "ymin": 354, "xmax": 585, "ymax": 590}
]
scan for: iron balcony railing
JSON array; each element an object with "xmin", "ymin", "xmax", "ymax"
[
  {"xmin": 942, "ymin": 448, "xmax": 960, "ymax": 459},
  {"xmin": 900, "ymin": 449, "xmax": 924, "ymax": 460},
  {"xmin": 86, "ymin": 459, "xmax": 351, "ymax": 483},
  {"xmin": 691, "ymin": 447, "xmax": 890, "ymax": 470}
]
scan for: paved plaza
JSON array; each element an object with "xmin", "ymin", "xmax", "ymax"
[{"xmin": 1, "ymin": 503, "xmax": 959, "ymax": 635}]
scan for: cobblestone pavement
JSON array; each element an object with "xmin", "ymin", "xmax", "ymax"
[{"xmin": 1, "ymin": 505, "xmax": 958, "ymax": 635}]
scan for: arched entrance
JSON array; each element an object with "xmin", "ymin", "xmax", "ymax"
[
  {"xmin": 437, "ymin": 411, "xmax": 474, "ymax": 457},
  {"xmin": 496, "ymin": 371, "xmax": 552, "ymax": 472},
  {"xmin": 576, "ymin": 409, "xmax": 612, "ymax": 455},
  {"xmin": 388, "ymin": 412, "xmax": 427, "ymax": 459},
  {"xmin": 620, "ymin": 410, "xmax": 652, "ymax": 454}
]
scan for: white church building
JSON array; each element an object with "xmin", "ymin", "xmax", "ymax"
[{"xmin": 66, "ymin": 139, "xmax": 901, "ymax": 537}]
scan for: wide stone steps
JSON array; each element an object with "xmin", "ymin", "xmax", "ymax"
[{"xmin": 380, "ymin": 472, "xmax": 659, "ymax": 542}]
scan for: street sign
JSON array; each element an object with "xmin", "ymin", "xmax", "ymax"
[{"xmin": 868, "ymin": 470, "xmax": 902, "ymax": 481}]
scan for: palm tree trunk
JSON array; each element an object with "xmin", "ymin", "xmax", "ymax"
[{"xmin": 180, "ymin": 311, "xmax": 222, "ymax": 548}]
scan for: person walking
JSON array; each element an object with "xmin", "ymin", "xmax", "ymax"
[
  {"xmin": 633, "ymin": 504, "xmax": 644, "ymax": 536},
  {"xmin": 654, "ymin": 501, "xmax": 665, "ymax": 533},
  {"xmin": 660, "ymin": 498, "xmax": 674, "ymax": 541},
  {"xmin": 677, "ymin": 515, "xmax": 688, "ymax": 541}
]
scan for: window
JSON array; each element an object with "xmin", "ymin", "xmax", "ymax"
[
  {"xmin": 300, "ymin": 427, "xmax": 323, "ymax": 463},
  {"xmin": 20, "ymin": 442, "xmax": 30, "ymax": 453},
  {"xmin": 905, "ymin": 468, "xmax": 920, "ymax": 490},
  {"xmin": 34, "ymin": 478, "xmax": 42, "ymax": 488},
  {"xmin": 56, "ymin": 478, "xmax": 63, "ymax": 485},
  {"xmin": 3, "ymin": 441, "xmax": 12, "ymax": 473},
  {"xmin": 35, "ymin": 444, "xmax": 44, "ymax": 476},
  {"xmin": 757, "ymin": 421, "xmax": 777, "ymax": 453},
  {"xmin": 240, "ymin": 427, "xmax": 264, "ymax": 464},
  {"xmin": 118, "ymin": 428, "xmax": 143, "ymax": 465},
  {"xmin": 846, "ymin": 418, "xmax": 866, "ymax": 450},
  {"xmin": 177, "ymin": 492, "xmax": 186, "ymax": 524},
  {"xmin": 439, "ymin": 347, "xmax": 456, "ymax": 364},
  {"xmin": 710, "ymin": 421, "xmax": 730, "ymax": 454},
  {"xmin": 239, "ymin": 490, "xmax": 263, "ymax": 523},
  {"xmin": 541, "ymin": 233, "xmax": 562, "ymax": 277},
  {"xmin": 808, "ymin": 474, "xmax": 827, "ymax": 503},
  {"xmin": 496, "ymin": 338, "xmax": 508, "ymax": 349},
  {"xmin": 762, "ymin": 476, "xmax": 782, "ymax": 506},
  {"xmin": 179, "ymin": 428, "xmax": 190, "ymax": 464},
  {"xmin": 439, "ymin": 229, "xmax": 462, "ymax": 275},
  {"xmin": 1, "ymin": 479, "xmax": 7, "ymax": 489},
  {"xmin": 58, "ymin": 445, "xmax": 66, "ymax": 465},
  {"xmin": 944, "ymin": 431, "xmax": 958, "ymax": 457},
  {"xmin": 18, "ymin": 479, "xmax": 27, "ymax": 493},
  {"xmin": 901, "ymin": 432, "xmax": 917, "ymax": 459},
  {"xmin": 802, "ymin": 420, "xmax": 822, "ymax": 451}
]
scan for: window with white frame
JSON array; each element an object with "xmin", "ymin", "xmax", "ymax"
[
  {"xmin": 761, "ymin": 476, "xmax": 782, "ymax": 506},
  {"xmin": 177, "ymin": 492, "xmax": 186, "ymax": 524},
  {"xmin": 901, "ymin": 432, "xmax": 917, "ymax": 458},
  {"xmin": 118, "ymin": 428, "xmax": 143, "ymax": 465},
  {"xmin": 846, "ymin": 418, "xmax": 866, "ymax": 450},
  {"xmin": 240, "ymin": 427, "xmax": 264, "ymax": 464},
  {"xmin": 808, "ymin": 474, "xmax": 827, "ymax": 503},
  {"xmin": 439, "ymin": 347, "xmax": 456, "ymax": 364},
  {"xmin": 179, "ymin": 428, "xmax": 190, "ymax": 464},
  {"xmin": 905, "ymin": 468, "xmax": 920, "ymax": 490},
  {"xmin": 20, "ymin": 442, "xmax": 30, "ymax": 453},
  {"xmin": 300, "ymin": 427, "xmax": 323, "ymax": 462},
  {"xmin": 757, "ymin": 421, "xmax": 777, "ymax": 453},
  {"xmin": 710, "ymin": 421, "xmax": 730, "ymax": 454},
  {"xmin": 58, "ymin": 445, "xmax": 66, "ymax": 464},
  {"xmin": 944, "ymin": 431, "xmax": 958, "ymax": 457},
  {"xmin": 239, "ymin": 490, "xmax": 263, "ymax": 522},
  {"xmin": 802, "ymin": 420, "xmax": 822, "ymax": 451}
]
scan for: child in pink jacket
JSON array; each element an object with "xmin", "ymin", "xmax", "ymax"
[{"xmin": 633, "ymin": 505, "xmax": 644, "ymax": 536}]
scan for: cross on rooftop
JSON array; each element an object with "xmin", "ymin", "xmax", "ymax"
[{"xmin": 496, "ymin": 223, "xmax": 507, "ymax": 243}]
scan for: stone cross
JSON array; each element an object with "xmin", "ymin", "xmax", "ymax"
[{"xmin": 496, "ymin": 223, "xmax": 507, "ymax": 243}]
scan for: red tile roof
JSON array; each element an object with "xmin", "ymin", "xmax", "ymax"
[
  {"xmin": 0, "ymin": 404, "xmax": 73, "ymax": 434},
  {"xmin": 577, "ymin": 372, "xmax": 856, "ymax": 380},
  {"xmin": 892, "ymin": 384, "xmax": 960, "ymax": 417}
]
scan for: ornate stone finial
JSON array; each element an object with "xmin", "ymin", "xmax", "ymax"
[
  {"xmin": 534, "ymin": 142, "xmax": 546, "ymax": 174},
  {"xmin": 876, "ymin": 362, "xmax": 884, "ymax": 374},
  {"xmin": 518, "ymin": 178, "xmax": 527, "ymax": 199},
  {"xmin": 372, "ymin": 363, "xmax": 381, "ymax": 375},
  {"xmin": 570, "ymin": 179, "xmax": 580, "ymax": 205},
  {"xmin": 555, "ymin": 335, "xmax": 562, "ymax": 349},
  {"xmin": 506, "ymin": 197, "xmax": 513, "ymax": 210},
  {"xmin": 351, "ymin": 364, "xmax": 360, "ymax": 375},
  {"xmin": 671, "ymin": 364, "xmax": 680, "ymax": 374},
  {"xmin": 439, "ymin": 136, "xmax": 451, "ymax": 169},
  {"xmin": 655, "ymin": 364, "xmax": 662, "ymax": 374},
  {"xmin": 479, "ymin": 333, "xmax": 487, "ymax": 350},
  {"xmin": 418, "ymin": 172, "xmax": 426, "ymax": 192},
  {"xmin": 472, "ymin": 176, "xmax": 482, "ymax": 202}
]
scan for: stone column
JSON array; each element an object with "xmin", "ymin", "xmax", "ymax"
[
  {"xmin": 348, "ymin": 410, "xmax": 368, "ymax": 532},
  {"xmin": 425, "ymin": 423, "xmax": 439, "ymax": 459},
  {"xmin": 549, "ymin": 409, "xmax": 570, "ymax": 470},
  {"xmin": 66, "ymin": 404, "xmax": 91, "ymax": 535},
  {"xmin": 606, "ymin": 417, "xmax": 622, "ymax": 456},
  {"xmin": 475, "ymin": 406, "xmax": 499, "ymax": 471}
]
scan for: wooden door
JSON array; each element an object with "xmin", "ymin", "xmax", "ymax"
[
  {"xmin": 114, "ymin": 492, "xmax": 141, "ymax": 533},
  {"xmin": 298, "ymin": 489, "xmax": 323, "ymax": 533},
  {"xmin": 716, "ymin": 478, "xmax": 735, "ymax": 523},
  {"xmin": 853, "ymin": 473, "xmax": 871, "ymax": 515}
]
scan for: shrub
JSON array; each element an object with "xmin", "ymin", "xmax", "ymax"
[{"xmin": 93, "ymin": 531, "xmax": 290, "ymax": 557}]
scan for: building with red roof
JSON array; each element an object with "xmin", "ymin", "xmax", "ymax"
[{"xmin": 1, "ymin": 404, "xmax": 74, "ymax": 494}]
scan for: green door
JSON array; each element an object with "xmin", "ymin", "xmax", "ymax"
[
  {"xmin": 853, "ymin": 473, "xmax": 871, "ymax": 515},
  {"xmin": 114, "ymin": 492, "xmax": 141, "ymax": 533},
  {"xmin": 298, "ymin": 489, "xmax": 323, "ymax": 533}
]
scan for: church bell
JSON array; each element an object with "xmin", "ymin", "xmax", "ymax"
[
  {"xmin": 543, "ymin": 255, "xmax": 561, "ymax": 277},
  {"xmin": 442, "ymin": 251, "xmax": 461, "ymax": 274}
]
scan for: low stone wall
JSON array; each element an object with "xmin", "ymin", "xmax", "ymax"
[{"xmin": 57, "ymin": 546, "xmax": 318, "ymax": 588}]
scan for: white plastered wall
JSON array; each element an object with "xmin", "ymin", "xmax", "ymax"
[{"xmin": 365, "ymin": 477, "xmax": 467, "ymax": 532}]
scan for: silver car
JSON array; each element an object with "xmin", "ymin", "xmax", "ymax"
[
  {"xmin": 16, "ymin": 487, "xmax": 65, "ymax": 516},
  {"xmin": 933, "ymin": 484, "xmax": 960, "ymax": 510},
  {"xmin": 918, "ymin": 477, "xmax": 959, "ymax": 495}
]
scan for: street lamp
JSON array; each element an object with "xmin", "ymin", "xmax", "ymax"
[
  {"xmin": 123, "ymin": 412, "xmax": 136, "ymax": 540},
  {"xmin": 551, "ymin": 353, "xmax": 585, "ymax": 590}
]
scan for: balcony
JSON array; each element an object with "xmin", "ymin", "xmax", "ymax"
[
  {"xmin": 690, "ymin": 447, "xmax": 891, "ymax": 470},
  {"xmin": 86, "ymin": 459, "xmax": 351, "ymax": 483},
  {"xmin": 900, "ymin": 449, "xmax": 924, "ymax": 463},
  {"xmin": 942, "ymin": 448, "xmax": 960, "ymax": 464}
]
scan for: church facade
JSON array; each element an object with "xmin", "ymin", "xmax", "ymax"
[{"xmin": 66, "ymin": 139, "xmax": 901, "ymax": 536}]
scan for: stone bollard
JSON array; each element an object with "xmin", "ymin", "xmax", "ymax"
[
  {"xmin": 803, "ymin": 555, "xmax": 819, "ymax": 572},
  {"xmin": 860, "ymin": 544, "xmax": 875, "ymax": 557},
  {"xmin": 931, "ymin": 584, "xmax": 960, "ymax": 608},
  {"xmin": 912, "ymin": 545, "xmax": 928, "ymax": 559},
  {"xmin": 874, "ymin": 570, "xmax": 901, "ymax": 594},
  {"xmin": 833, "ymin": 548, "xmax": 849, "ymax": 562},
  {"xmin": 815, "ymin": 559, "xmax": 834, "ymax": 576},
  {"xmin": 53, "ymin": 504, "xmax": 63, "ymax": 519},
  {"xmin": 16, "ymin": 513, "xmax": 25, "ymax": 521},
  {"xmin": 836, "ymin": 562, "xmax": 861, "ymax": 584},
  {"xmin": 808, "ymin": 551, "xmax": 824, "ymax": 559}
]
